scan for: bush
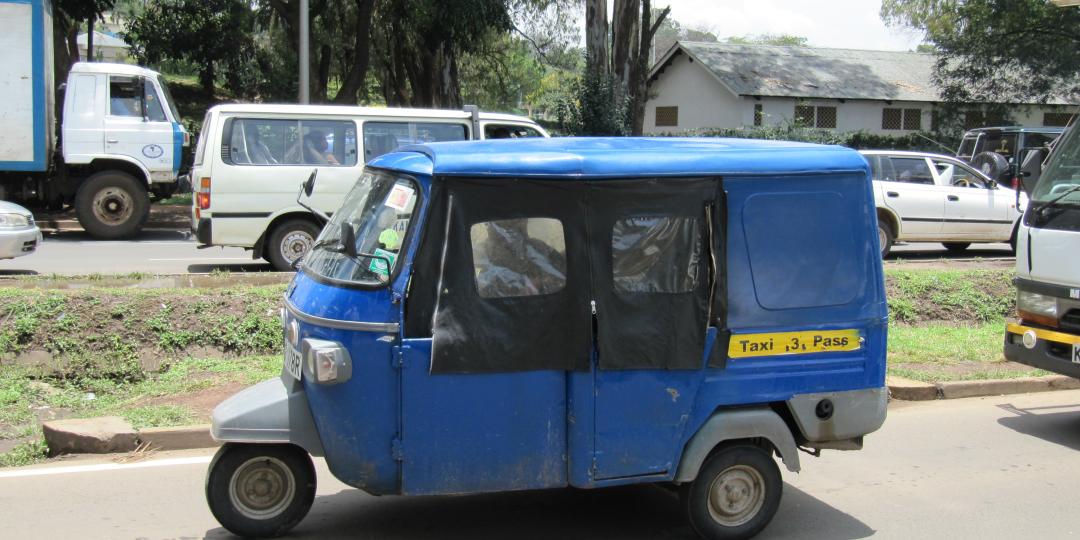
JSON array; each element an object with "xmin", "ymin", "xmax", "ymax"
[{"xmin": 661, "ymin": 122, "xmax": 960, "ymax": 153}]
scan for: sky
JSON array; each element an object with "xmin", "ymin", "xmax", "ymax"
[{"xmin": 658, "ymin": 0, "xmax": 926, "ymax": 51}]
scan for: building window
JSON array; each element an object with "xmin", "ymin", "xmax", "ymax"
[
  {"xmin": 655, "ymin": 106, "xmax": 678, "ymax": 127},
  {"xmin": 1044, "ymin": 112, "xmax": 1075, "ymax": 127},
  {"xmin": 883, "ymin": 108, "xmax": 921, "ymax": 130},
  {"xmin": 753, "ymin": 104, "xmax": 763, "ymax": 126},
  {"xmin": 795, "ymin": 105, "xmax": 836, "ymax": 128}
]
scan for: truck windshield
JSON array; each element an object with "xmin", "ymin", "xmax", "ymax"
[
  {"xmin": 156, "ymin": 76, "xmax": 182, "ymax": 123},
  {"xmin": 302, "ymin": 170, "xmax": 419, "ymax": 286},
  {"xmin": 1031, "ymin": 126, "xmax": 1080, "ymax": 207}
]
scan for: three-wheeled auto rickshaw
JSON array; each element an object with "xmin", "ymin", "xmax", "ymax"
[{"xmin": 206, "ymin": 137, "xmax": 888, "ymax": 540}]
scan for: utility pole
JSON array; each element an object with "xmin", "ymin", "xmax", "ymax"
[{"xmin": 299, "ymin": 0, "xmax": 310, "ymax": 103}]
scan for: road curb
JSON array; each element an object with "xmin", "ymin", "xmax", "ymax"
[
  {"xmin": 138, "ymin": 424, "xmax": 219, "ymax": 451},
  {"xmin": 888, "ymin": 374, "xmax": 1080, "ymax": 401}
]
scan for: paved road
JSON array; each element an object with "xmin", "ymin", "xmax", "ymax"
[
  {"xmin": 2, "ymin": 390, "xmax": 1079, "ymax": 539},
  {"xmin": 0, "ymin": 228, "xmax": 1016, "ymax": 276}
]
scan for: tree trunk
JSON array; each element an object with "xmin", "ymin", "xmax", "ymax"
[
  {"xmin": 199, "ymin": 64, "xmax": 216, "ymax": 98},
  {"xmin": 611, "ymin": 0, "xmax": 639, "ymax": 94},
  {"xmin": 86, "ymin": 18, "xmax": 94, "ymax": 62},
  {"xmin": 630, "ymin": 1, "xmax": 669, "ymax": 135},
  {"xmin": 314, "ymin": 43, "xmax": 331, "ymax": 102},
  {"xmin": 332, "ymin": 0, "xmax": 376, "ymax": 104},
  {"xmin": 585, "ymin": 0, "xmax": 608, "ymax": 76}
]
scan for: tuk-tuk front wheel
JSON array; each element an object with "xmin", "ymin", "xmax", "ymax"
[
  {"xmin": 206, "ymin": 443, "xmax": 316, "ymax": 538},
  {"xmin": 681, "ymin": 444, "xmax": 782, "ymax": 540}
]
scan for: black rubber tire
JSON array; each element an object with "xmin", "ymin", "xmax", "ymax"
[
  {"xmin": 970, "ymin": 151, "xmax": 1011, "ymax": 182},
  {"xmin": 74, "ymin": 171, "xmax": 150, "ymax": 239},
  {"xmin": 878, "ymin": 220, "xmax": 895, "ymax": 258},
  {"xmin": 266, "ymin": 219, "xmax": 321, "ymax": 271},
  {"xmin": 942, "ymin": 242, "xmax": 971, "ymax": 253},
  {"xmin": 205, "ymin": 443, "xmax": 316, "ymax": 538},
  {"xmin": 680, "ymin": 444, "xmax": 782, "ymax": 540}
]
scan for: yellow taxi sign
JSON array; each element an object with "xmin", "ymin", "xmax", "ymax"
[{"xmin": 729, "ymin": 329, "xmax": 862, "ymax": 358}]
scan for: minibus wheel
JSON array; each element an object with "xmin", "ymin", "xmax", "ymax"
[
  {"xmin": 206, "ymin": 443, "xmax": 316, "ymax": 538},
  {"xmin": 267, "ymin": 219, "xmax": 320, "ymax": 271},
  {"xmin": 680, "ymin": 444, "xmax": 782, "ymax": 540}
]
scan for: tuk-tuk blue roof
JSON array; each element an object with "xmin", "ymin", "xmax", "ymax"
[{"xmin": 369, "ymin": 137, "xmax": 869, "ymax": 179}]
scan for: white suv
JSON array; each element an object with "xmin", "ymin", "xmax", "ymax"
[{"xmin": 860, "ymin": 150, "xmax": 1025, "ymax": 257}]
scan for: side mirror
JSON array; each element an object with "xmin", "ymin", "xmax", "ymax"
[
  {"xmin": 340, "ymin": 222, "xmax": 358, "ymax": 258},
  {"xmin": 303, "ymin": 169, "xmax": 318, "ymax": 197}
]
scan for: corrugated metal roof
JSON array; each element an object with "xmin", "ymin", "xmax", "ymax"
[{"xmin": 666, "ymin": 42, "xmax": 939, "ymax": 102}]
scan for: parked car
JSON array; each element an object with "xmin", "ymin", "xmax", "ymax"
[
  {"xmin": 860, "ymin": 150, "xmax": 1024, "ymax": 257},
  {"xmin": 955, "ymin": 126, "xmax": 1064, "ymax": 184},
  {"xmin": 0, "ymin": 201, "xmax": 42, "ymax": 260}
]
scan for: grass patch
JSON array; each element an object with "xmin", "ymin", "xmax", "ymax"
[
  {"xmin": 888, "ymin": 324, "xmax": 1005, "ymax": 364},
  {"xmin": 157, "ymin": 193, "xmax": 192, "ymax": 205},
  {"xmin": 0, "ymin": 438, "xmax": 48, "ymax": 468},
  {"xmin": 122, "ymin": 405, "xmax": 196, "ymax": 430},
  {"xmin": 884, "ymin": 268, "xmax": 1013, "ymax": 324}
]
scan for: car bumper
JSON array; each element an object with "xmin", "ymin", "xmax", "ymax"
[
  {"xmin": 0, "ymin": 226, "xmax": 42, "ymax": 260},
  {"xmin": 1004, "ymin": 322, "xmax": 1080, "ymax": 378}
]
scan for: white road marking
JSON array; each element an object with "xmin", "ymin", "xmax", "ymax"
[{"xmin": 0, "ymin": 456, "xmax": 212, "ymax": 479}]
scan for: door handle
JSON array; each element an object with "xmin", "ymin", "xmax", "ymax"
[
  {"xmin": 947, "ymin": 195, "xmax": 960, "ymax": 202},
  {"xmin": 886, "ymin": 191, "xmax": 899, "ymax": 198},
  {"xmin": 106, "ymin": 139, "xmax": 119, "ymax": 144}
]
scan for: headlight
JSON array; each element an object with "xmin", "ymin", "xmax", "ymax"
[
  {"xmin": 0, "ymin": 213, "xmax": 30, "ymax": 228},
  {"xmin": 302, "ymin": 339, "xmax": 352, "ymax": 385},
  {"xmin": 1017, "ymin": 290, "xmax": 1058, "ymax": 326}
]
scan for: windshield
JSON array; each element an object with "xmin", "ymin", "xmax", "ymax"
[
  {"xmin": 302, "ymin": 170, "xmax": 419, "ymax": 285},
  {"xmin": 156, "ymin": 76, "xmax": 182, "ymax": 123},
  {"xmin": 1031, "ymin": 126, "xmax": 1080, "ymax": 206}
]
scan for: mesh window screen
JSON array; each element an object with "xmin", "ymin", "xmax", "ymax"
[
  {"xmin": 612, "ymin": 216, "xmax": 701, "ymax": 294},
  {"xmin": 470, "ymin": 218, "xmax": 567, "ymax": 299},
  {"xmin": 816, "ymin": 106, "xmax": 837, "ymax": 128},
  {"xmin": 753, "ymin": 104, "xmax": 763, "ymax": 126},
  {"xmin": 1044, "ymin": 113, "xmax": 1074, "ymax": 127},
  {"xmin": 655, "ymin": 106, "xmax": 679, "ymax": 127},
  {"xmin": 794, "ymin": 105, "xmax": 814, "ymax": 126},
  {"xmin": 903, "ymin": 109, "xmax": 922, "ymax": 130},
  {"xmin": 882, "ymin": 108, "xmax": 902, "ymax": 130}
]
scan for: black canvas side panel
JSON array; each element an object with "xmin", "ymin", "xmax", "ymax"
[
  {"xmin": 431, "ymin": 178, "xmax": 591, "ymax": 374},
  {"xmin": 403, "ymin": 182, "xmax": 447, "ymax": 338},
  {"xmin": 588, "ymin": 179, "xmax": 718, "ymax": 370},
  {"xmin": 708, "ymin": 186, "xmax": 729, "ymax": 368}
]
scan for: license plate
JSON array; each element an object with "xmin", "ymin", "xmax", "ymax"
[
  {"xmin": 1073, "ymin": 343, "xmax": 1080, "ymax": 364},
  {"xmin": 285, "ymin": 344, "xmax": 303, "ymax": 380},
  {"xmin": 728, "ymin": 329, "xmax": 862, "ymax": 358}
]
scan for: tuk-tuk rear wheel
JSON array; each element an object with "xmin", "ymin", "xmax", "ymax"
[
  {"xmin": 680, "ymin": 444, "xmax": 782, "ymax": 540},
  {"xmin": 206, "ymin": 443, "xmax": 316, "ymax": 538}
]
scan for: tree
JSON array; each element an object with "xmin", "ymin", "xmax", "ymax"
[
  {"xmin": 652, "ymin": 13, "xmax": 718, "ymax": 61},
  {"xmin": 124, "ymin": 0, "xmax": 257, "ymax": 97},
  {"xmin": 53, "ymin": 0, "xmax": 116, "ymax": 94},
  {"xmin": 882, "ymin": 0, "xmax": 1080, "ymax": 103}
]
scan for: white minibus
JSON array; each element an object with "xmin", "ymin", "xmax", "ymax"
[{"xmin": 189, "ymin": 104, "xmax": 547, "ymax": 270}]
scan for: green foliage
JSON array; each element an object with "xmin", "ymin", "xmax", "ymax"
[
  {"xmin": 122, "ymin": 405, "xmax": 195, "ymax": 429},
  {"xmin": 555, "ymin": 68, "xmax": 630, "ymax": 136},
  {"xmin": 882, "ymin": 0, "xmax": 1080, "ymax": 104},
  {"xmin": 0, "ymin": 439, "xmax": 48, "ymax": 468},
  {"xmin": 886, "ymin": 269, "xmax": 1014, "ymax": 324}
]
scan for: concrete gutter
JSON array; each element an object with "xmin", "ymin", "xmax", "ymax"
[{"xmin": 887, "ymin": 375, "xmax": 1080, "ymax": 401}]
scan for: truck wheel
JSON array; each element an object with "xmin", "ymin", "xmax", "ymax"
[
  {"xmin": 878, "ymin": 221, "xmax": 894, "ymax": 258},
  {"xmin": 74, "ymin": 171, "xmax": 149, "ymax": 239},
  {"xmin": 942, "ymin": 242, "xmax": 970, "ymax": 253},
  {"xmin": 680, "ymin": 445, "xmax": 782, "ymax": 540},
  {"xmin": 267, "ymin": 219, "xmax": 320, "ymax": 271},
  {"xmin": 206, "ymin": 443, "xmax": 316, "ymax": 539}
]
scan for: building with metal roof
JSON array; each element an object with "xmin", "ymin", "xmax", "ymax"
[{"xmin": 644, "ymin": 41, "xmax": 1075, "ymax": 135}]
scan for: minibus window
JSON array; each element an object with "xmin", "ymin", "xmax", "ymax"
[
  {"xmin": 224, "ymin": 118, "xmax": 357, "ymax": 166},
  {"xmin": 612, "ymin": 216, "xmax": 700, "ymax": 294},
  {"xmin": 303, "ymin": 171, "xmax": 418, "ymax": 285},
  {"xmin": 362, "ymin": 121, "xmax": 468, "ymax": 161},
  {"xmin": 484, "ymin": 124, "xmax": 543, "ymax": 139},
  {"xmin": 469, "ymin": 218, "xmax": 567, "ymax": 298}
]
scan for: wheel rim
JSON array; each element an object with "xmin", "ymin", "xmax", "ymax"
[
  {"xmin": 228, "ymin": 456, "xmax": 296, "ymax": 520},
  {"xmin": 280, "ymin": 230, "xmax": 315, "ymax": 264},
  {"xmin": 91, "ymin": 187, "xmax": 134, "ymax": 226},
  {"xmin": 706, "ymin": 464, "xmax": 766, "ymax": 527}
]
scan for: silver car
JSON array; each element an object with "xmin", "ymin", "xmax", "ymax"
[{"xmin": 0, "ymin": 200, "xmax": 42, "ymax": 260}]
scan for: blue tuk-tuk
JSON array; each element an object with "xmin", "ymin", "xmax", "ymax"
[{"xmin": 205, "ymin": 138, "xmax": 888, "ymax": 540}]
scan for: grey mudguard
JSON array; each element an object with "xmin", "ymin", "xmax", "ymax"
[
  {"xmin": 211, "ymin": 376, "xmax": 325, "ymax": 457},
  {"xmin": 786, "ymin": 387, "xmax": 888, "ymax": 442},
  {"xmin": 675, "ymin": 407, "xmax": 800, "ymax": 483}
]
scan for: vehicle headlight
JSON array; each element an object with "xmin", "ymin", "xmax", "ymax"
[
  {"xmin": 0, "ymin": 213, "xmax": 30, "ymax": 229},
  {"xmin": 302, "ymin": 339, "xmax": 352, "ymax": 385},
  {"xmin": 1017, "ymin": 290, "xmax": 1058, "ymax": 326}
]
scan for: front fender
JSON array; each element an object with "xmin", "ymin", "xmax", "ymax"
[
  {"xmin": 211, "ymin": 376, "xmax": 325, "ymax": 456},
  {"xmin": 674, "ymin": 407, "xmax": 800, "ymax": 483}
]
